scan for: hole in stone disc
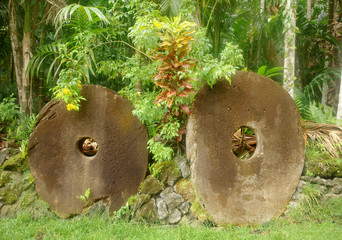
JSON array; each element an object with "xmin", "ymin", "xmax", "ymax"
[
  {"xmin": 77, "ymin": 137, "xmax": 98, "ymax": 157},
  {"xmin": 232, "ymin": 126, "xmax": 257, "ymax": 160}
]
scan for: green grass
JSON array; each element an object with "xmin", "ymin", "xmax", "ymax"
[{"xmin": 0, "ymin": 198, "xmax": 341, "ymax": 240}]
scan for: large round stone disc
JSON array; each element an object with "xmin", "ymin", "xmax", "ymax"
[
  {"xmin": 28, "ymin": 85, "xmax": 148, "ymax": 217},
  {"xmin": 187, "ymin": 71, "xmax": 305, "ymax": 225}
]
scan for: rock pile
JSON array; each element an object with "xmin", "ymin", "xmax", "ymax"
[
  {"xmin": 126, "ymin": 156, "xmax": 201, "ymax": 225},
  {"xmin": 287, "ymin": 176, "xmax": 342, "ymax": 211}
]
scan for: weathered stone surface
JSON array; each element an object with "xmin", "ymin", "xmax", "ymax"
[
  {"xmin": 296, "ymin": 180, "xmax": 306, "ymax": 193},
  {"xmin": 323, "ymin": 193, "xmax": 341, "ymax": 200},
  {"xmin": 330, "ymin": 185, "xmax": 342, "ymax": 194},
  {"xmin": 132, "ymin": 194, "xmax": 151, "ymax": 212},
  {"xmin": 140, "ymin": 176, "xmax": 164, "ymax": 195},
  {"xmin": 305, "ymin": 157, "xmax": 342, "ymax": 178},
  {"xmin": 167, "ymin": 208, "xmax": 182, "ymax": 224},
  {"xmin": 332, "ymin": 178, "xmax": 342, "ymax": 186},
  {"xmin": 160, "ymin": 187, "xmax": 184, "ymax": 210},
  {"xmin": 178, "ymin": 201, "xmax": 190, "ymax": 215},
  {"xmin": 134, "ymin": 199, "xmax": 158, "ymax": 223},
  {"xmin": 156, "ymin": 198, "xmax": 168, "ymax": 219},
  {"xmin": 325, "ymin": 179, "xmax": 335, "ymax": 187},
  {"xmin": 187, "ymin": 72, "xmax": 305, "ymax": 225},
  {"xmin": 301, "ymin": 176, "xmax": 312, "ymax": 182},
  {"xmin": 2, "ymin": 153, "xmax": 25, "ymax": 171},
  {"xmin": 174, "ymin": 178, "xmax": 196, "ymax": 202},
  {"xmin": 0, "ymin": 150, "xmax": 6, "ymax": 166},
  {"xmin": 312, "ymin": 177, "xmax": 327, "ymax": 186},
  {"xmin": 157, "ymin": 161, "xmax": 181, "ymax": 186},
  {"xmin": 291, "ymin": 192, "xmax": 301, "ymax": 201},
  {"xmin": 174, "ymin": 156, "xmax": 191, "ymax": 179},
  {"xmin": 317, "ymin": 185, "xmax": 328, "ymax": 193},
  {"xmin": 87, "ymin": 200, "xmax": 110, "ymax": 217},
  {"xmin": 28, "ymin": 85, "xmax": 148, "ymax": 218}
]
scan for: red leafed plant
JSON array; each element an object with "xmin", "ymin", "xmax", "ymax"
[{"xmin": 152, "ymin": 16, "xmax": 197, "ymax": 141}]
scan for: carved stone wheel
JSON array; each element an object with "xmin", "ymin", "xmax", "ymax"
[
  {"xmin": 28, "ymin": 85, "xmax": 148, "ymax": 218},
  {"xmin": 187, "ymin": 71, "xmax": 305, "ymax": 225}
]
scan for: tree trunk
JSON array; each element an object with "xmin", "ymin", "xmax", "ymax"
[
  {"xmin": 337, "ymin": 67, "xmax": 342, "ymax": 120},
  {"xmin": 38, "ymin": 21, "xmax": 47, "ymax": 111},
  {"xmin": 322, "ymin": 0, "xmax": 335, "ymax": 106},
  {"xmin": 283, "ymin": 0, "xmax": 297, "ymax": 98},
  {"xmin": 213, "ymin": 1, "xmax": 221, "ymax": 58},
  {"xmin": 8, "ymin": 0, "xmax": 34, "ymax": 114},
  {"xmin": 22, "ymin": 0, "xmax": 32, "ymax": 114},
  {"xmin": 307, "ymin": 0, "xmax": 311, "ymax": 20},
  {"xmin": 8, "ymin": 0, "xmax": 24, "ymax": 111},
  {"xmin": 256, "ymin": 0, "xmax": 265, "ymax": 65}
]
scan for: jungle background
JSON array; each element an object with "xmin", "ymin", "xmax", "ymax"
[{"xmin": 0, "ymin": 0, "xmax": 342, "ymax": 239}]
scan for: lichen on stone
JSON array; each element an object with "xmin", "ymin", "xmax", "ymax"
[
  {"xmin": 140, "ymin": 175, "xmax": 164, "ymax": 195},
  {"xmin": 153, "ymin": 160, "xmax": 182, "ymax": 186},
  {"xmin": 305, "ymin": 156, "xmax": 342, "ymax": 178},
  {"xmin": 1, "ymin": 153, "xmax": 27, "ymax": 172}
]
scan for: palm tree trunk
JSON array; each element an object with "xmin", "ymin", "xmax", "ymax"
[
  {"xmin": 38, "ymin": 21, "xmax": 47, "ymax": 111},
  {"xmin": 322, "ymin": 0, "xmax": 335, "ymax": 106},
  {"xmin": 307, "ymin": 0, "xmax": 311, "ymax": 20},
  {"xmin": 337, "ymin": 67, "xmax": 342, "ymax": 120},
  {"xmin": 22, "ymin": 0, "xmax": 32, "ymax": 114},
  {"xmin": 256, "ymin": 0, "xmax": 265, "ymax": 65},
  {"xmin": 213, "ymin": 2, "xmax": 221, "ymax": 58},
  {"xmin": 283, "ymin": 0, "xmax": 297, "ymax": 98}
]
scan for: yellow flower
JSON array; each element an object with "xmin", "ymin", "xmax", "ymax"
[
  {"xmin": 153, "ymin": 21, "xmax": 162, "ymax": 29},
  {"xmin": 56, "ymin": 92, "xmax": 63, "ymax": 98},
  {"xmin": 62, "ymin": 88, "xmax": 71, "ymax": 95},
  {"xmin": 66, "ymin": 104, "xmax": 77, "ymax": 111}
]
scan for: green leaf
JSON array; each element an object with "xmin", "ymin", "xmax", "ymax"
[{"xmin": 257, "ymin": 66, "xmax": 267, "ymax": 76}]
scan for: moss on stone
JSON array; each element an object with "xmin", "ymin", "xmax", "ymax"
[
  {"xmin": 1, "ymin": 153, "xmax": 26, "ymax": 172},
  {"xmin": 0, "ymin": 186, "xmax": 21, "ymax": 204},
  {"xmin": 154, "ymin": 160, "xmax": 181, "ymax": 186},
  {"xmin": 0, "ymin": 170, "xmax": 12, "ymax": 187},
  {"xmin": 140, "ymin": 175, "xmax": 164, "ymax": 195},
  {"xmin": 174, "ymin": 178, "xmax": 196, "ymax": 202},
  {"xmin": 133, "ymin": 198, "xmax": 159, "ymax": 223},
  {"xmin": 305, "ymin": 157, "xmax": 342, "ymax": 178},
  {"xmin": 190, "ymin": 198, "xmax": 212, "ymax": 223},
  {"xmin": 19, "ymin": 190, "xmax": 37, "ymax": 207}
]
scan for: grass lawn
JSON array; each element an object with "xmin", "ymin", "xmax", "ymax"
[{"xmin": 0, "ymin": 198, "xmax": 341, "ymax": 240}]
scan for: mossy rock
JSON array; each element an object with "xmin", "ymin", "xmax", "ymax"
[
  {"xmin": 140, "ymin": 175, "xmax": 164, "ymax": 195},
  {"xmin": 190, "ymin": 200, "xmax": 212, "ymax": 223},
  {"xmin": 0, "ymin": 170, "xmax": 34, "ymax": 206},
  {"xmin": 0, "ymin": 185, "xmax": 21, "ymax": 204},
  {"xmin": 0, "ymin": 170, "xmax": 12, "ymax": 187},
  {"xmin": 133, "ymin": 198, "xmax": 159, "ymax": 223},
  {"xmin": 305, "ymin": 157, "xmax": 342, "ymax": 178},
  {"xmin": 1, "ymin": 153, "xmax": 27, "ymax": 172},
  {"xmin": 131, "ymin": 194, "xmax": 151, "ymax": 213},
  {"xmin": 154, "ymin": 160, "xmax": 181, "ymax": 186},
  {"xmin": 174, "ymin": 178, "xmax": 196, "ymax": 202}
]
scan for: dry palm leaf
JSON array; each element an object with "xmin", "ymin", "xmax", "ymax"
[
  {"xmin": 232, "ymin": 128, "xmax": 257, "ymax": 158},
  {"xmin": 303, "ymin": 121, "xmax": 342, "ymax": 158}
]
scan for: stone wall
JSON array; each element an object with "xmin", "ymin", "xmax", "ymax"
[{"xmin": 1, "ymin": 147, "xmax": 342, "ymax": 225}]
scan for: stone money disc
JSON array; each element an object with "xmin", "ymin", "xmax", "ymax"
[
  {"xmin": 187, "ymin": 71, "xmax": 305, "ymax": 225},
  {"xmin": 28, "ymin": 85, "xmax": 148, "ymax": 217}
]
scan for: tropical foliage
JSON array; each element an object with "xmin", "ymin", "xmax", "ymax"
[{"xmin": 0, "ymin": 0, "xmax": 342, "ymax": 168}]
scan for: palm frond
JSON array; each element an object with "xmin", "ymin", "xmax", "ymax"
[
  {"xmin": 303, "ymin": 121, "xmax": 342, "ymax": 158},
  {"xmin": 160, "ymin": 0, "xmax": 182, "ymax": 17},
  {"xmin": 54, "ymin": 3, "xmax": 109, "ymax": 28},
  {"xmin": 26, "ymin": 41, "xmax": 65, "ymax": 82}
]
